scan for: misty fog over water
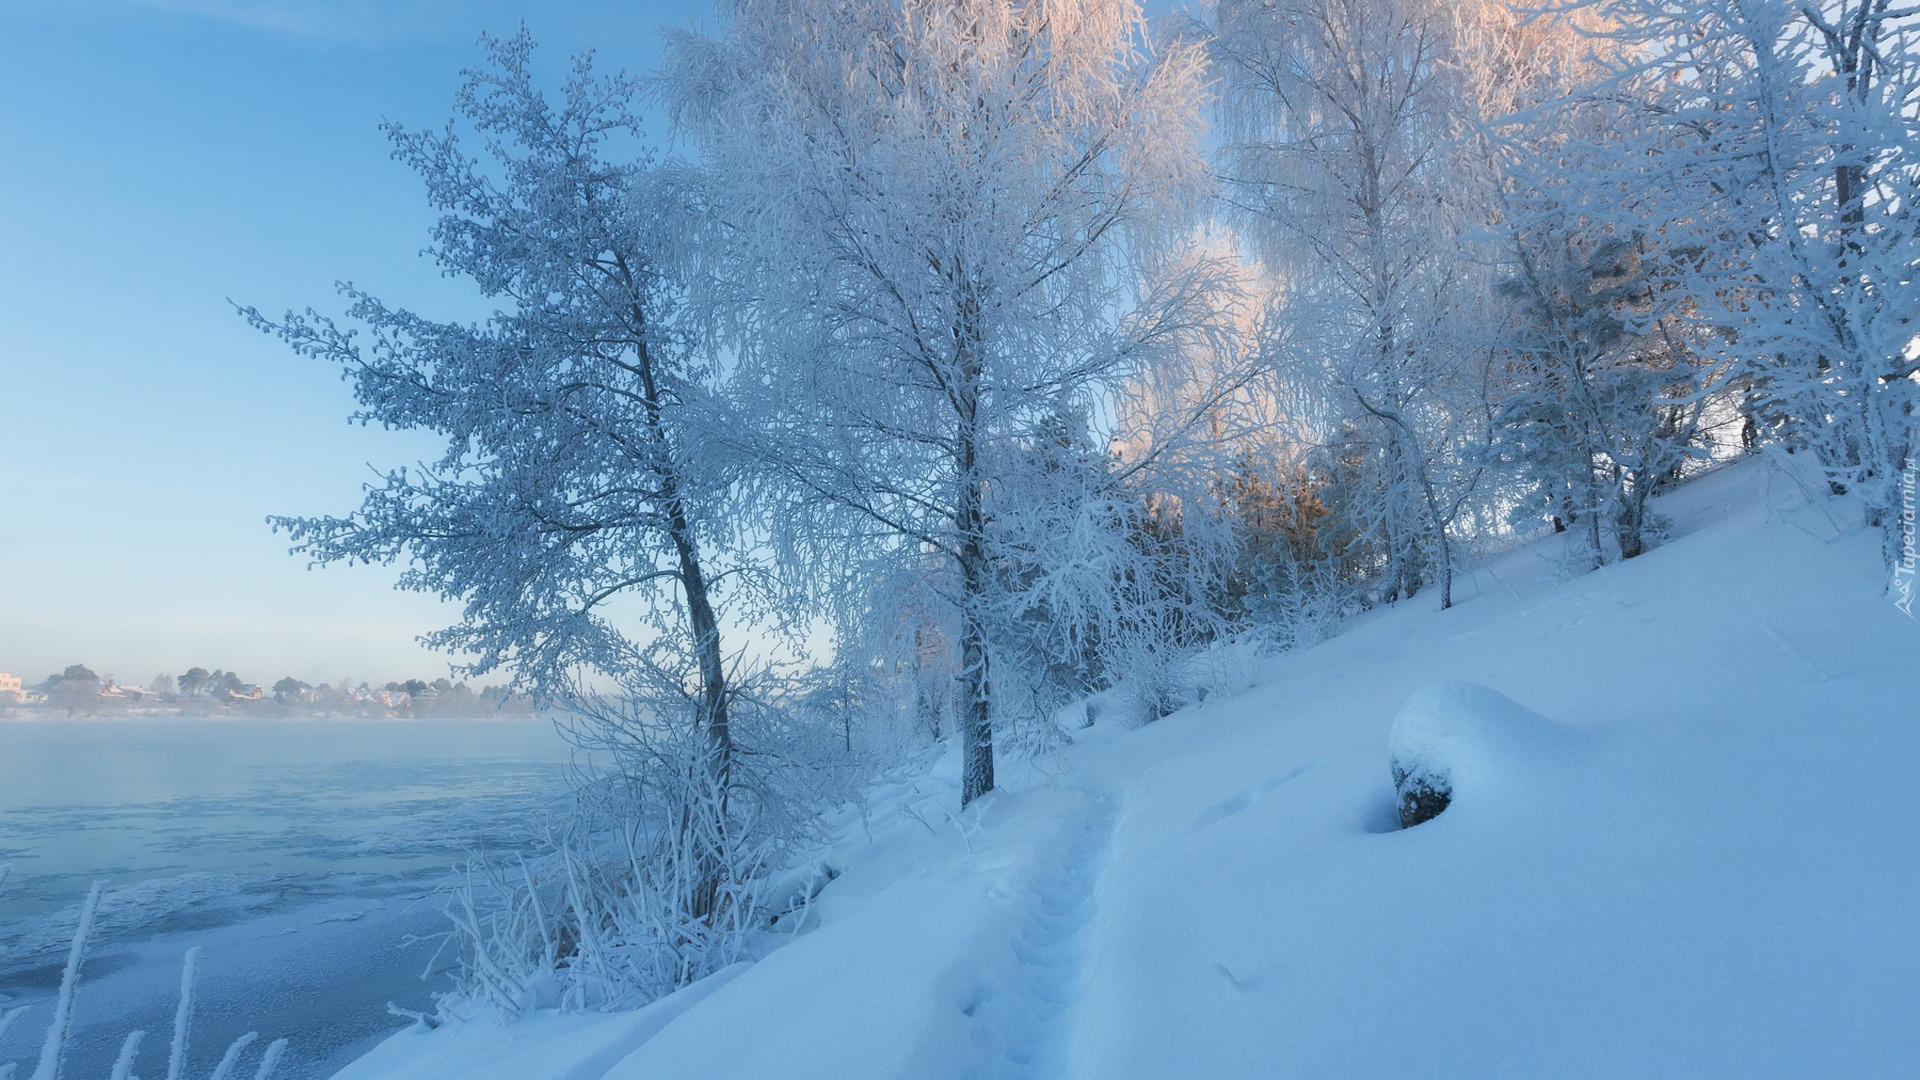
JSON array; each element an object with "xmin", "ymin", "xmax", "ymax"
[{"xmin": 0, "ymin": 719, "xmax": 573, "ymax": 924}]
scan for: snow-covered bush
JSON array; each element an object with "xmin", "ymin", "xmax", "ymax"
[
  {"xmin": 444, "ymin": 721, "xmax": 764, "ymax": 1012},
  {"xmin": 1245, "ymin": 554, "xmax": 1358, "ymax": 655},
  {"xmin": 442, "ymin": 784, "xmax": 780, "ymax": 1015},
  {"xmin": 439, "ymin": 674, "xmax": 902, "ymax": 1015}
]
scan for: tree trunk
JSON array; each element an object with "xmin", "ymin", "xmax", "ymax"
[
  {"xmin": 954, "ymin": 307, "xmax": 994, "ymax": 807},
  {"xmin": 958, "ymin": 573, "xmax": 994, "ymax": 806},
  {"xmin": 629, "ymin": 312, "xmax": 733, "ymax": 798},
  {"xmin": 674, "ymin": 526, "xmax": 732, "ymax": 797},
  {"xmin": 659, "ymin": 445, "xmax": 732, "ymax": 923},
  {"xmin": 629, "ymin": 305, "xmax": 733, "ymax": 921},
  {"xmin": 1411, "ymin": 453, "xmax": 1453, "ymax": 609},
  {"xmin": 1615, "ymin": 494, "xmax": 1645, "ymax": 560},
  {"xmin": 1616, "ymin": 468, "xmax": 1652, "ymax": 561}
]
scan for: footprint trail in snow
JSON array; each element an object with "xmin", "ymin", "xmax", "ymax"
[{"xmin": 967, "ymin": 799, "xmax": 1115, "ymax": 1079}]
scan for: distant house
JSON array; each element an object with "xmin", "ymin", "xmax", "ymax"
[
  {"xmin": 0, "ymin": 672, "xmax": 42, "ymax": 705},
  {"xmin": 102, "ymin": 680, "xmax": 161, "ymax": 702},
  {"xmin": 96, "ymin": 679, "xmax": 159, "ymax": 702}
]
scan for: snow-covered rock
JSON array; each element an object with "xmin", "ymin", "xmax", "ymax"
[{"xmin": 1387, "ymin": 682, "xmax": 1570, "ymax": 827}]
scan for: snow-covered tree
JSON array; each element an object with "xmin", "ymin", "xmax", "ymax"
[
  {"xmin": 1486, "ymin": 229, "xmax": 1724, "ymax": 561},
  {"xmin": 1565, "ymin": 0, "xmax": 1920, "ymax": 575},
  {"xmin": 245, "ymin": 32, "xmax": 757, "ymax": 925},
  {"xmin": 1211, "ymin": 0, "xmax": 1490, "ymax": 608},
  {"xmin": 663, "ymin": 0, "xmax": 1225, "ymax": 802},
  {"xmin": 1108, "ymin": 228, "xmax": 1332, "ymax": 639},
  {"xmin": 1446, "ymin": 9, "xmax": 1733, "ymax": 563}
]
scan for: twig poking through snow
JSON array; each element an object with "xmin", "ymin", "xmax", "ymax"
[
  {"xmin": 386, "ymin": 1003, "xmax": 438, "ymax": 1031},
  {"xmin": 30, "ymin": 880, "xmax": 101, "ymax": 1080},
  {"xmin": 900, "ymin": 800, "xmax": 943, "ymax": 839},
  {"xmin": 942, "ymin": 808, "xmax": 982, "ymax": 856},
  {"xmin": 205, "ymin": 1032, "xmax": 257, "ymax": 1080},
  {"xmin": 166, "ymin": 947, "xmax": 200, "ymax": 1080},
  {"xmin": 109, "ymin": 1030, "xmax": 144, "ymax": 1080}
]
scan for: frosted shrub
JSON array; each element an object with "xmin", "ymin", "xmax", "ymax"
[
  {"xmin": 1247, "ymin": 556, "xmax": 1357, "ymax": 654},
  {"xmin": 444, "ymin": 785, "xmax": 780, "ymax": 1015},
  {"xmin": 442, "ymin": 687, "xmax": 863, "ymax": 1015}
]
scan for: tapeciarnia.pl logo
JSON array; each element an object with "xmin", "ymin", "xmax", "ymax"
[{"xmin": 1895, "ymin": 465, "xmax": 1916, "ymax": 619}]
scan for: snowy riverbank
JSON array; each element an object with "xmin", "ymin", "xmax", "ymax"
[{"xmin": 332, "ymin": 459, "xmax": 1920, "ymax": 1079}]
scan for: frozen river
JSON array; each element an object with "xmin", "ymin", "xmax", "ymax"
[{"xmin": 0, "ymin": 718, "xmax": 577, "ymax": 1079}]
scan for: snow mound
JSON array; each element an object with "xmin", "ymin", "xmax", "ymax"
[{"xmin": 1386, "ymin": 682, "xmax": 1569, "ymax": 827}]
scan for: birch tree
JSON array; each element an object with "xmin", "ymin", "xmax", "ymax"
[
  {"xmin": 663, "ymin": 0, "xmax": 1220, "ymax": 803},
  {"xmin": 1211, "ymin": 0, "xmax": 1487, "ymax": 608}
]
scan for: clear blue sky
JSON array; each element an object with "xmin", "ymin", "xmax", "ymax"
[
  {"xmin": 0, "ymin": 0, "xmax": 702, "ymax": 687},
  {"xmin": 0, "ymin": 0, "xmax": 1189, "ymax": 690}
]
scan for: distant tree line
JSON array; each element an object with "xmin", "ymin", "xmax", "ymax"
[{"xmin": 8, "ymin": 663, "xmax": 535, "ymax": 717}]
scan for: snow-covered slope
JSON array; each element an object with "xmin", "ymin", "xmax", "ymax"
[{"xmin": 335, "ymin": 460, "xmax": 1920, "ymax": 1079}]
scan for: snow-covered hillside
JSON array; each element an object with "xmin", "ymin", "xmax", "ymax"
[{"xmin": 335, "ymin": 460, "xmax": 1920, "ymax": 1079}]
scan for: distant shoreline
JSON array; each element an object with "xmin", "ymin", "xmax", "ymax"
[{"xmin": 0, "ymin": 711, "xmax": 561, "ymax": 724}]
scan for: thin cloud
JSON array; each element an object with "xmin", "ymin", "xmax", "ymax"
[{"xmin": 125, "ymin": 0, "xmax": 495, "ymax": 42}]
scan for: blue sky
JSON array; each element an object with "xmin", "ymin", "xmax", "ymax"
[
  {"xmin": 0, "ymin": 0, "xmax": 702, "ymax": 686},
  {"xmin": 0, "ymin": 0, "xmax": 1190, "ymax": 690}
]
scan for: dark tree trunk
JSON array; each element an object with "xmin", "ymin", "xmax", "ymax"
[
  {"xmin": 1615, "ymin": 489, "xmax": 1646, "ymax": 560},
  {"xmin": 956, "ymin": 472, "xmax": 994, "ymax": 806},
  {"xmin": 629, "ymin": 299, "xmax": 733, "ymax": 921},
  {"xmin": 958, "ymin": 574, "xmax": 994, "ymax": 806},
  {"xmin": 954, "ymin": 305, "xmax": 994, "ymax": 807}
]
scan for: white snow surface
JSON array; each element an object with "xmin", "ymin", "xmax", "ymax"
[{"xmin": 333, "ymin": 461, "xmax": 1920, "ymax": 1079}]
